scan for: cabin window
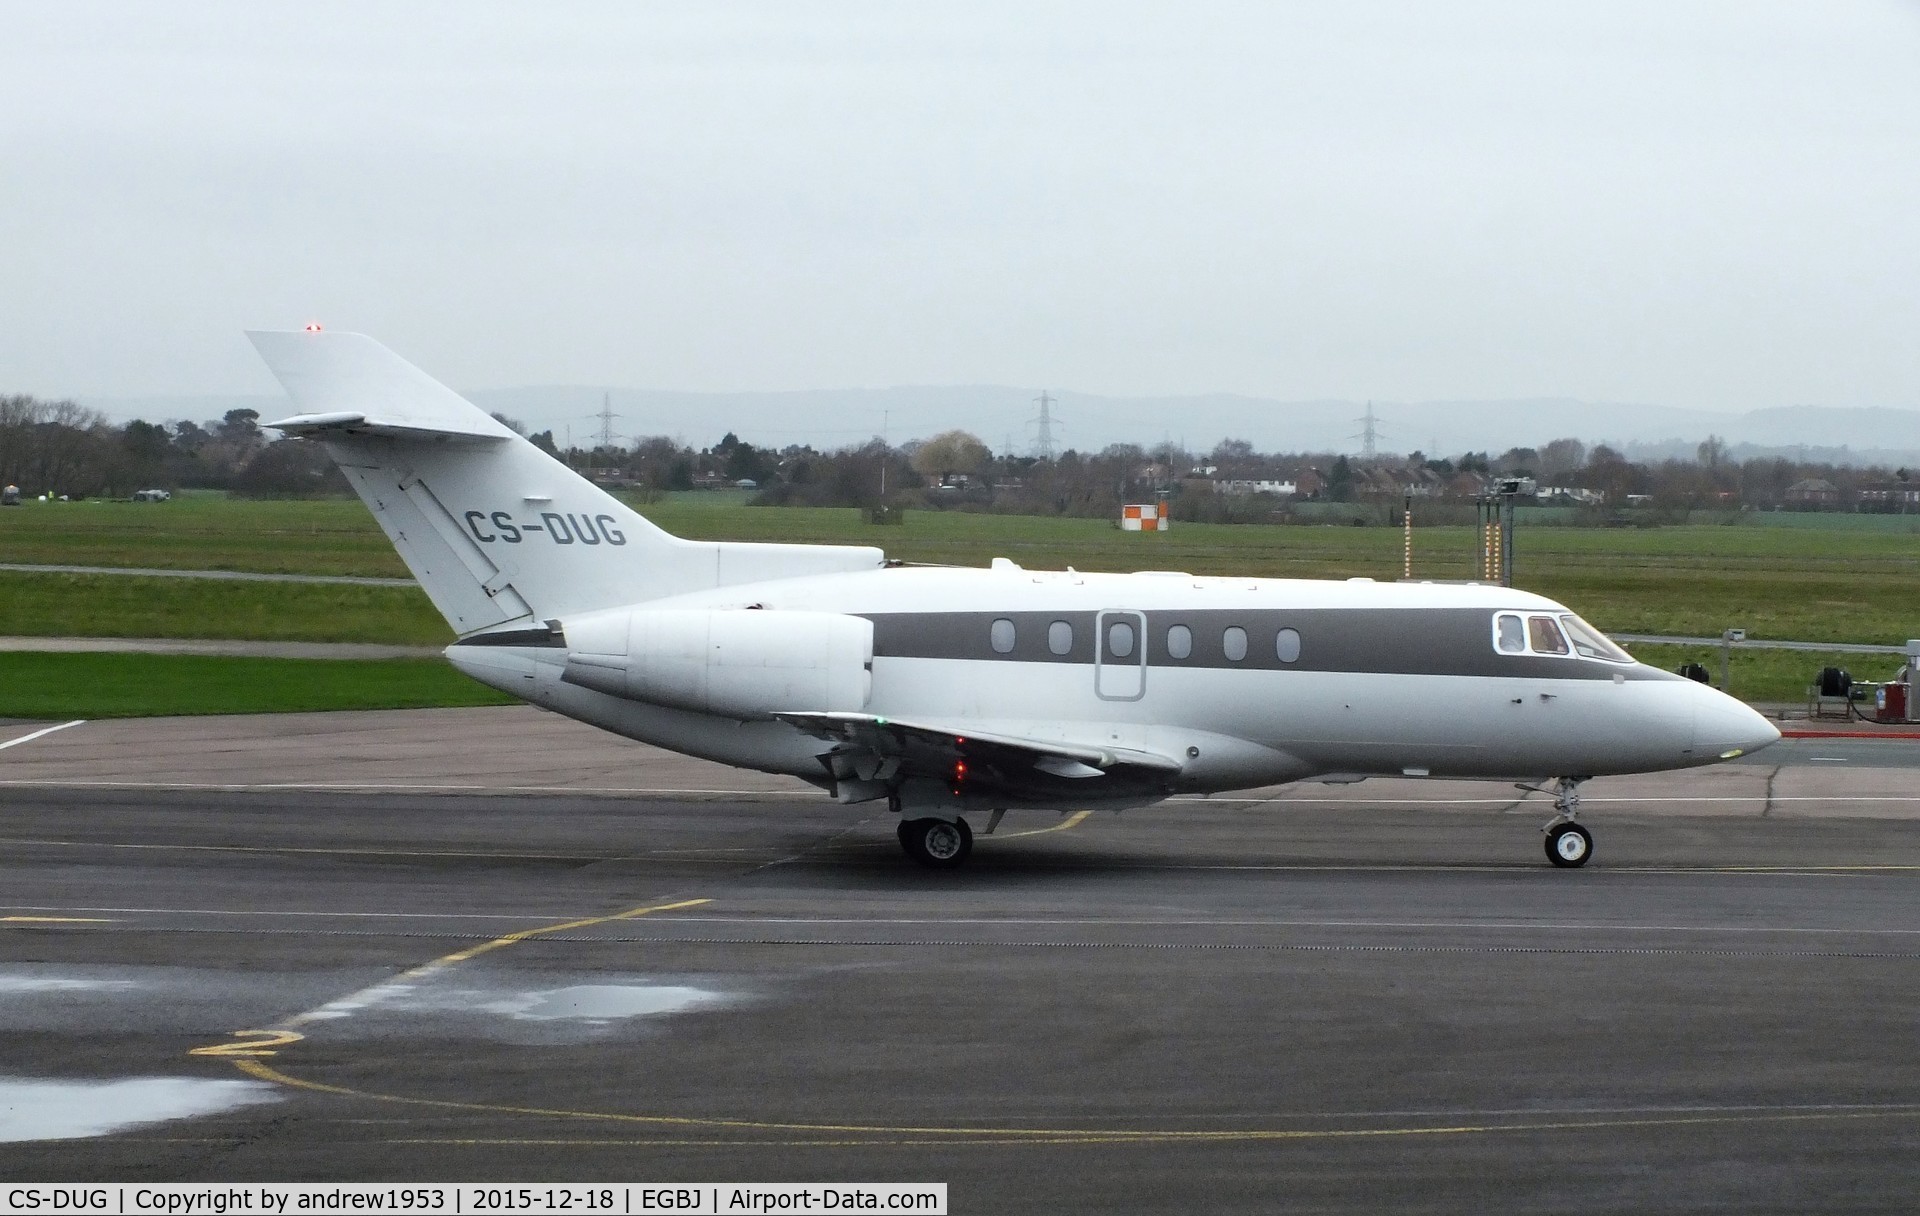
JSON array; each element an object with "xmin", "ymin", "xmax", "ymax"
[
  {"xmin": 1495, "ymin": 613, "xmax": 1526, "ymax": 653},
  {"xmin": 1223, "ymin": 626, "xmax": 1248, "ymax": 662},
  {"xmin": 1560, "ymin": 614, "xmax": 1632, "ymax": 663},
  {"xmin": 1048, "ymin": 620, "xmax": 1074, "ymax": 656},
  {"xmin": 1107, "ymin": 620, "xmax": 1136, "ymax": 659},
  {"xmin": 990, "ymin": 618, "xmax": 1016, "ymax": 654},
  {"xmin": 1527, "ymin": 615, "xmax": 1570, "ymax": 655},
  {"xmin": 1275, "ymin": 627, "xmax": 1301, "ymax": 663},
  {"xmin": 1166, "ymin": 624, "xmax": 1193, "ymax": 659}
]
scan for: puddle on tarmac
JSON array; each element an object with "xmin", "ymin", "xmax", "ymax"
[
  {"xmin": 0, "ymin": 1076, "xmax": 281, "ymax": 1142},
  {"xmin": 366, "ymin": 979, "xmax": 736, "ymax": 1041},
  {"xmin": 483, "ymin": 984, "xmax": 722, "ymax": 1022},
  {"xmin": 0, "ymin": 965, "xmax": 373, "ymax": 1035},
  {"xmin": 0, "ymin": 964, "xmax": 744, "ymax": 1045},
  {"xmin": 0, "ymin": 975, "xmax": 138, "ymax": 994}
]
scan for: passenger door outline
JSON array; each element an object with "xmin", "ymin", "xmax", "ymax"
[{"xmin": 1095, "ymin": 610, "xmax": 1148, "ymax": 701}]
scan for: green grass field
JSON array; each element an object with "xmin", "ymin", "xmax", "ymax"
[
  {"xmin": 0, "ymin": 643, "xmax": 1872, "ymax": 718},
  {"xmin": 0, "ymin": 653, "xmax": 514, "ymax": 718},
  {"xmin": 630, "ymin": 500, "xmax": 1920, "ymax": 643},
  {"xmin": 4, "ymin": 494, "xmax": 1915, "ymax": 648},
  {"xmin": 0, "ymin": 571, "xmax": 451, "ymax": 644},
  {"xmin": 1620, "ymin": 643, "xmax": 1898, "ymax": 704},
  {"xmin": 0, "ymin": 495, "xmax": 407, "ymax": 576}
]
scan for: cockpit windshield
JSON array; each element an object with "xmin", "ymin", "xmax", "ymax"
[
  {"xmin": 1491, "ymin": 610, "xmax": 1635, "ymax": 664},
  {"xmin": 1495, "ymin": 614, "xmax": 1526, "ymax": 653},
  {"xmin": 1527, "ymin": 615, "xmax": 1570, "ymax": 655},
  {"xmin": 1559, "ymin": 614, "xmax": 1633, "ymax": 663}
]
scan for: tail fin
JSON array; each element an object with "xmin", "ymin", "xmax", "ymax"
[{"xmin": 248, "ymin": 330, "xmax": 883, "ymax": 634}]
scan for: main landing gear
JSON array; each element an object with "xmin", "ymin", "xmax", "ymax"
[
  {"xmin": 887, "ymin": 787, "xmax": 975, "ymax": 869},
  {"xmin": 897, "ymin": 816, "xmax": 972, "ymax": 869},
  {"xmin": 1535, "ymin": 776, "xmax": 1592, "ymax": 869}
]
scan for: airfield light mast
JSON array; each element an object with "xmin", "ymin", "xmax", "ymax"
[
  {"xmin": 1403, "ymin": 492, "xmax": 1413, "ymax": 579},
  {"xmin": 1501, "ymin": 492, "xmax": 1515, "ymax": 588},
  {"xmin": 1478, "ymin": 488, "xmax": 1519, "ymax": 587},
  {"xmin": 1478, "ymin": 496, "xmax": 1499, "ymax": 583}
]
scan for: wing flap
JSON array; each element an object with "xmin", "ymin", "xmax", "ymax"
[{"xmin": 774, "ymin": 710, "xmax": 1184, "ymax": 775}]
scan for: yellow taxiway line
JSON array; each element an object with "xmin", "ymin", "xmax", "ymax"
[
  {"xmin": 190, "ymin": 897, "xmax": 710, "ymax": 1056},
  {"xmin": 192, "ymin": 883, "xmax": 1920, "ymax": 1149},
  {"xmin": 994, "ymin": 809, "xmax": 1093, "ymax": 839},
  {"xmin": 1, "ymin": 915, "xmax": 113, "ymax": 924},
  {"xmin": 228, "ymin": 1056, "xmax": 1920, "ymax": 1146}
]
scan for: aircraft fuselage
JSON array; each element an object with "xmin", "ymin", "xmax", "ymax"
[{"xmin": 448, "ymin": 564, "xmax": 1779, "ymax": 801}]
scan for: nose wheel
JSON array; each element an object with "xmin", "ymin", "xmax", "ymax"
[
  {"xmin": 1545, "ymin": 821, "xmax": 1593, "ymax": 868},
  {"xmin": 898, "ymin": 816, "xmax": 972, "ymax": 869},
  {"xmin": 1532, "ymin": 776, "xmax": 1593, "ymax": 868}
]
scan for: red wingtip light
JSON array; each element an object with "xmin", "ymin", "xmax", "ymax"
[{"xmin": 304, "ymin": 322, "xmax": 324, "ymax": 333}]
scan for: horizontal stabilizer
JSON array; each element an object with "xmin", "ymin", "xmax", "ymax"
[
  {"xmin": 248, "ymin": 326, "xmax": 888, "ymax": 633},
  {"xmin": 248, "ymin": 330, "xmax": 516, "ymax": 441}
]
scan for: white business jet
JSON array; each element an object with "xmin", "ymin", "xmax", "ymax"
[{"xmin": 252, "ymin": 330, "xmax": 1779, "ymax": 869}]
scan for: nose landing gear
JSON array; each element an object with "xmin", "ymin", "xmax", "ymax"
[{"xmin": 1532, "ymin": 776, "xmax": 1593, "ymax": 868}]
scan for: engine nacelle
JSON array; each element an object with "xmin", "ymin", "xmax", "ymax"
[{"xmin": 559, "ymin": 607, "xmax": 873, "ymax": 720}]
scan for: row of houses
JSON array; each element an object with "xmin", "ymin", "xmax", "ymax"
[
  {"xmin": 1785, "ymin": 479, "xmax": 1920, "ymax": 510},
  {"xmin": 1186, "ymin": 468, "xmax": 1920, "ymax": 511},
  {"xmin": 1189, "ymin": 465, "xmax": 1603, "ymax": 504}
]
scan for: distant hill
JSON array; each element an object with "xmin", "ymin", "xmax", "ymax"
[{"xmin": 82, "ymin": 386, "xmax": 1920, "ymax": 467}]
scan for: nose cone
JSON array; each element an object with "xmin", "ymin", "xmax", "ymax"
[{"xmin": 1692, "ymin": 684, "xmax": 1782, "ymax": 760}]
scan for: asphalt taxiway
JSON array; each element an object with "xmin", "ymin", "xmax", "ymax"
[{"xmin": 3, "ymin": 709, "xmax": 1919, "ymax": 1212}]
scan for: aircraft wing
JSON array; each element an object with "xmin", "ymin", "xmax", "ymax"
[{"xmin": 774, "ymin": 710, "xmax": 1183, "ymax": 802}]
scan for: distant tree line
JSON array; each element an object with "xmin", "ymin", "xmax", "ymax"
[
  {"xmin": 3, "ymin": 393, "xmax": 1914, "ymax": 520},
  {"xmin": 587, "ymin": 428, "xmax": 1920, "ymax": 522},
  {"xmin": 0, "ymin": 396, "xmax": 343, "ymax": 498}
]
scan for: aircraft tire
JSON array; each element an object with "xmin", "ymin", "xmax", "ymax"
[
  {"xmin": 1545, "ymin": 822, "xmax": 1593, "ymax": 868},
  {"xmin": 900, "ymin": 817, "xmax": 972, "ymax": 869}
]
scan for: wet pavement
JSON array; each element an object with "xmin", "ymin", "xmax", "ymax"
[{"xmin": 3, "ymin": 711, "xmax": 1920, "ymax": 1208}]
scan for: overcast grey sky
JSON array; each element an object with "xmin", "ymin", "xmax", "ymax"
[{"xmin": 3, "ymin": 2, "xmax": 1917, "ymax": 411}]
